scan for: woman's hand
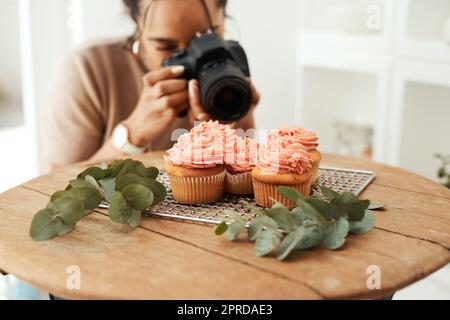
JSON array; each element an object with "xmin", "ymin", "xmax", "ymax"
[
  {"xmin": 187, "ymin": 79, "xmax": 260, "ymax": 129},
  {"xmin": 123, "ymin": 66, "xmax": 189, "ymax": 147}
]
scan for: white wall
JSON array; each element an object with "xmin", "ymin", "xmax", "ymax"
[{"xmin": 227, "ymin": 0, "xmax": 301, "ymax": 131}]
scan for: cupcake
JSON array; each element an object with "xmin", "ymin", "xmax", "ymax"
[
  {"xmin": 164, "ymin": 124, "xmax": 226, "ymax": 204},
  {"xmin": 252, "ymin": 142, "xmax": 313, "ymax": 208},
  {"xmin": 224, "ymin": 137, "xmax": 259, "ymax": 195},
  {"xmin": 268, "ymin": 126, "xmax": 321, "ymax": 184}
]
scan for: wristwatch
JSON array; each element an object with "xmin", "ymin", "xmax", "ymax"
[{"xmin": 112, "ymin": 123, "xmax": 147, "ymax": 155}]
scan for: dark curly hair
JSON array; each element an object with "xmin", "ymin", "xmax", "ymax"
[
  {"xmin": 123, "ymin": 0, "xmax": 228, "ymax": 23},
  {"xmin": 123, "ymin": 0, "xmax": 228, "ymax": 49}
]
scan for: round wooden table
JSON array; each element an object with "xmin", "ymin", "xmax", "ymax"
[{"xmin": 0, "ymin": 152, "xmax": 449, "ymax": 300}]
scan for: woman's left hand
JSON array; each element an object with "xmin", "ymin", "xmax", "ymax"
[{"xmin": 187, "ymin": 79, "xmax": 260, "ymax": 125}]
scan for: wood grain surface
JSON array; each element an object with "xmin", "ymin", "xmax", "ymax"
[{"xmin": 0, "ymin": 152, "xmax": 449, "ymax": 299}]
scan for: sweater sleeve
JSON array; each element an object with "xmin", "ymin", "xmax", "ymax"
[{"xmin": 40, "ymin": 49, "xmax": 106, "ymax": 173}]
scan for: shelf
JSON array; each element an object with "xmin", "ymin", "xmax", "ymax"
[
  {"xmin": 396, "ymin": 0, "xmax": 450, "ymax": 63},
  {"xmin": 298, "ymin": 66, "xmax": 378, "ymax": 159},
  {"xmin": 389, "ymin": 60, "xmax": 450, "ymax": 179},
  {"xmin": 299, "ymin": 0, "xmax": 394, "ymax": 54}
]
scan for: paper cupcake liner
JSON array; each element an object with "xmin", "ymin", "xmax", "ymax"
[
  {"xmin": 224, "ymin": 171, "xmax": 253, "ymax": 195},
  {"xmin": 168, "ymin": 171, "xmax": 226, "ymax": 205},
  {"xmin": 252, "ymin": 178, "xmax": 312, "ymax": 208}
]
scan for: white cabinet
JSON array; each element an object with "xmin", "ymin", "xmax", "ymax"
[{"xmin": 297, "ymin": 0, "xmax": 450, "ymax": 179}]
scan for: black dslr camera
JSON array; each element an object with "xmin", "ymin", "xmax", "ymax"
[{"xmin": 161, "ymin": 32, "xmax": 252, "ymax": 122}]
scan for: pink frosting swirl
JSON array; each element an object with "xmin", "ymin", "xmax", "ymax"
[
  {"xmin": 165, "ymin": 121, "xmax": 236, "ymax": 169},
  {"xmin": 268, "ymin": 125, "xmax": 319, "ymax": 151},
  {"xmin": 226, "ymin": 137, "xmax": 260, "ymax": 173},
  {"xmin": 258, "ymin": 142, "xmax": 312, "ymax": 175}
]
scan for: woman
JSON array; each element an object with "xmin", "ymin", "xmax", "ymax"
[{"xmin": 42, "ymin": 0, "xmax": 260, "ymax": 173}]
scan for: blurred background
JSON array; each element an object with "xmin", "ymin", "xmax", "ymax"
[{"xmin": 0, "ymin": 0, "xmax": 449, "ymax": 299}]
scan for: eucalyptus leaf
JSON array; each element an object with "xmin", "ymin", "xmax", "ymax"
[
  {"xmin": 241, "ymin": 200, "xmax": 265, "ymax": 216},
  {"xmin": 290, "ymin": 207, "xmax": 308, "ymax": 224},
  {"xmin": 127, "ymin": 209, "xmax": 142, "ymax": 228},
  {"xmin": 108, "ymin": 191, "xmax": 133, "ymax": 224},
  {"xmin": 122, "ymin": 184, "xmax": 154, "ymax": 211},
  {"xmin": 98, "ymin": 177, "xmax": 116, "ymax": 201},
  {"xmin": 277, "ymin": 226, "xmax": 305, "ymax": 260},
  {"xmin": 323, "ymin": 218, "xmax": 349, "ymax": 250},
  {"xmin": 115, "ymin": 173, "xmax": 144, "ymax": 192},
  {"xmin": 296, "ymin": 199, "xmax": 329, "ymax": 227},
  {"xmin": 248, "ymin": 215, "xmax": 279, "ymax": 241},
  {"xmin": 78, "ymin": 167, "xmax": 105, "ymax": 180},
  {"xmin": 69, "ymin": 179, "xmax": 97, "ymax": 190},
  {"xmin": 214, "ymin": 221, "xmax": 228, "ymax": 236},
  {"xmin": 320, "ymin": 186, "xmax": 339, "ymax": 201},
  {"xmin": 350, "ymin": 210, "xmax": 375, "ymax": 235},
  {"xmin": 254, "ymin": 229, "xmax": 282, "ymax": 257},
  {"xmin": 68, "ymin": 187, "xmax": 103, "ymax": 211},
  {"xmin": 46, "ymin": 197, "xmax": 84, "ymax": 225},
  {"xmin": 306, "ymin": 198, "xmax": 344, "ymax": 221},
  {"xmin": 277, "ymin": 186, "xmax": 305, "ymax": 203},
  {"xmin": 84, "ymin": 175, "xmax": 103, "ymax": 194},
  {"xmin": 226, "ymin": 221, "xmax": 245, "ymax": 241},
  {"xmin": 331, "ymin": 192, "xmax": 370, "ymax": 221},
  {"xmin": 265, "ymin": 206, "xmax": 299, "ymax": 232},
  {"xmin": 368, "ymin": 202, "xmax": 385, "ymax": 211},
  {"xmin": 50, "ymin": 191, "xmax": 72, "ymax": 202},
  {"xmin": 226, "ymin": 210, "xmax": 244, "ymax": 224},
  {"xmin": 29, "ymin": 209, "xmax": 75, "ymax": 241},
  {"xmin": 142, "ymin": 179, "xmax": 167, "ymax": 206},
  {"xmin": 145, "ymin": 167, "xmax": 159, "ymax": 179},
  {"xmin": 295, "ymin": 222, "xmax": 324, "ymax": 250},
  {"xmin": 438, "ymin": 167, "xmax": 446, "ymax": 178}
]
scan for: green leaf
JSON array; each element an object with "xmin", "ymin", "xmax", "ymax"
[
  {"xmin": 265, "ymin": 205, "xmax": 299, "ymax": 232},
  {"xmin": 332, "ymin": 192, "xmax": 370, "ymax": 221},
  {"xmin": 438, "ymin": 167, "xmax": 446, "ymax": 178},
  {"xmin": 50, "ymin": 191, "xmax": 72, "ymax": 202},
  {"xmin": 214, "ymin": 221, "xmax": 228, "ymax": 236},
  {"xmin": 122, "ymin": 184, "xmax": 154, "ymax": 211},
  {"xmin": 241, "ymin": 200, "xmax": 265, "ymax": 216},
  {"xmin": 225, "ymin": 210, "xmax": 244, "ymax": 224},
  {"xmin": 98, "ymin": 177, "xmax": 115, "ymax": 201},
  {"xmin": 108, "ymin": 191, "xmax": 133, "ymax": 224},
  {"xmin": 296, "ymin": 199, "xmax": 329, "ymax": 227},
  {"xmin": 306, "ymin": 198, "xmax": 344, "ymax": 221},
  {"xmin": 350, "ymin": 210, "xmax": 375, "ymax": 235},
  {"xmin": 277, "ymin": 186, "xmax": 305, "ymax": 202},
  {"xmin": 68, "ymin": 187, "xmax": 103, "ymax": 211},
  {"xmin": 248, "ymin": 215, "xmax": 279, "ymax": 241},
  {"xmin": 115, "ymin": 173, "xmax": 144, "ymax": 191},
  {"xmin": 142, "ymin": 179, "xmax": 167, "ymax": 206},
  {"xmin": 127, "ymin": 209, "xmax": 142, "ymax": 228},
  {"xmin": 277, "ymin": 226, "xmax": 305, "ymax": 260},
  {"xmin": 254, "ymin": 229, "xmax": 282, "ymax": 257},
  {"xmin": 227, "ymin": 222, "xmax": 245, "ymax": 241},
  {"xmin": 69, "ymin": 179, "xmax": 97, "ymax": 190},
  {"xmin": 323, "ymin": 218, "xmax": 349, "ymax": 250},
  {"xmin": 368, "ymin": 201, "xmax": 385, "ymax": 211},
  {"xmin": 78, "ymin": 167, "xmax": 105, "ymax": 180},
  {"xmin": 29, "ymin": 209, "xmax": 75, "ymax": 241},
  {"xmin": 320, "ymin": 186, "xmax": 339, "ymax": 201},
  {"xmin": 145, "ymin": 167, "xmax": 159, "ymax": 179},
  {"xmin": 111, "ymin": 159, "xmax": 135, "ymax": 178},
  {"xmin": 295, "ymin": 222, "xmax": 324, "ymax": 250},
  {"xmin": 84, "ymin": 175, "xmax": 103, "ymax": 194},
  {"xmin": 46, "ymin": 197, "xmax": 84, "ymax": 226},
  {"xmin": 290, "ymin": 207, "xmax": 308, "ymax": 224}
]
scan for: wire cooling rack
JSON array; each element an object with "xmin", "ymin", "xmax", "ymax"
[{"xmin": 100, "ymin": 167, "xmax": 375, "ymax": 225}]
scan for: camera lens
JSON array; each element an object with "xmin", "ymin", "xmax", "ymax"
[{"xmin": 199, "ymin": 63, "xmax": 252, "ymax": 121}]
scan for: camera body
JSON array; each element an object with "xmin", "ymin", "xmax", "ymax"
[{"xmin": 161, "ymin": 32, "xmax": 252, "ymax": 121}]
